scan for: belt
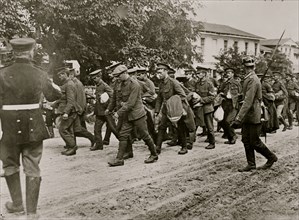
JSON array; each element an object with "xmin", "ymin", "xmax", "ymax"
[{"xmin": 2, "ymin": 103, "xmax": 40, "ymax": 110}]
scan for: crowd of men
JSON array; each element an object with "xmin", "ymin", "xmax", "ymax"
[
  {"xmin": 1, "ymin": 37, "xmax": 299, "ymax": 218},
  {"xmin": 45, "ymin": 56, "xmax": 299, "ymax": 169}
]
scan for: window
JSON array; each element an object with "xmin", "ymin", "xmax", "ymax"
[
  {"xmin": 200, "ymin": 38, "xmax": 205, "ymax": 54},
  {"xmin": 224, "ymin": 40, "xmax": 228, "ymax": 51},
  {"xmin": 254, "ymin": 43, "xmax": 258, "ymax": 56},
  {"xmin": 233, "ymin": 41, "xmax": 238, "ymax": 49},
  {"xmin": 245, "ymin": 42, "xmax": 248, "ymax": 55}
]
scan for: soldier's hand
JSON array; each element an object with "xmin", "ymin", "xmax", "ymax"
[
  {"xmin": 230, "ymin": 120, "xmax": 241, "ymax": 129},
  {"xmin": 62, "ymin": 113, "xmax": 68, "ymax": 120}
]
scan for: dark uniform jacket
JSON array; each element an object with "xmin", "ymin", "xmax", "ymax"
[
  {"xmin": 155, "ymin": 76, "xmax": 186, "ymax": 114},
  {"xmin": 116, "ymin": 77, "xmax": 146, "ymax": 121},
  {"xmin": 272, "ymin": 80, "xmax": 288, "ymax": 105},
  {"xmin": 55, "ymin": 79, "xmax": 79, "ymax": 115},
  {"xmin": 194, "ymin": 78, "xmax": 215, "ymax": 114},
  {"xmin": 285, "ymin": 80, "xmax": 299, "ymax": 103},
  {"xmin": 235, "ymin": 71, "xmax": 262, "ymax": 124},
  {"xmin": 72, "ymin": 77, "xmax": 86, "ymax": 115},
  {"xmin": 184, "ymin": 78, "xmax": 197, "ymax": 92},
  {"xmin": 0, "ymin": 58, "xmax": 61, "ymax": 144},
  {"xmin": 218, "ymin": 77, "xmax": 242, "ymax": 109},
  {"xmin": 108, "ymin": 79, "xmax": 123, "ymax": 112},
  {"xmin": 94, "ymin": 79, "xmax": 113, "ymax": 116}
]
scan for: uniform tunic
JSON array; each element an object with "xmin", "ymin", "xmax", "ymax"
[{"xmin": 0, "ymin": 58, "xmax": 61, "ymax": 176}]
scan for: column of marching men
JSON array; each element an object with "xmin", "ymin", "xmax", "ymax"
[
  {"xmin": 46, "ymin": 59, "xmax": 299, "ymax": 168},
  {"xmin": 2, "ymin": 37, "xmax": 299, "ymax": 219}
]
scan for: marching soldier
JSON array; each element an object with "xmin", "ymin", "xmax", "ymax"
[
  {"xmin": 194, "ymin": 67, "xmax": 216, "ymax": 149},
  {"xmin": 108, "ymin": 65, "xmax": 158, "ymax": 166},
  {"xmin": 284, "ymin": 72, "xmax": 299, "ymax": 130},
  {"xmin": 90, "ymin": 69, "xmax": 118, "ymax": 150},
  {"xmin": 231, "ymin": 57, "xmax": 277, "ymax": 172},
  {"xmin": 154, "ymin": 63, "xmax": 193, "ymax": 155},
  {"xmin": 218, "ymin": 67, "xmax": 241, "ymax": 144},
  {"xmin": 0, "ymin": 38, "xmax": 61, "ymax": 217}
]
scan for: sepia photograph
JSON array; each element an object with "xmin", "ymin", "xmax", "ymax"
[{"xmin": 0, "ymin": 0, "xmax": 298, "ymax": 219}]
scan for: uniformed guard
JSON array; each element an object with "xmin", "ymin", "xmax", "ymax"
[
  {"xmin": 90, "ymin": 69, "xmax": 118, "ymax": 150},
  {"xmin": 218, "ymin": 67, "xmax": 242, "ymax": 144},
  {"xmin": 0, "ymin": 38, "xmax": 61, "ymax": 216},
  {"xmin": 194, "ymin": 67, "xmax": 216, "ymax": 149},
  {"xmin": 231, "ymin": 57, "xmax": 277, "ymax": 172},
  {"xmin": 107, "ymin": 65, "xmax": 158, "ymax": 166}
]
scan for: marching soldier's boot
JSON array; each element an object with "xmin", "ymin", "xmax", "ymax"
[
  {"xmin": 108, "ymin": 141, "xmax": 126, "ymax": 166},
  {"xmin": 144, "ymin": 138, "xmax": 158, "ymax": 163},
  {"xmin": 255, "ymin": 143, "xmax": 278, "ymax": 170},
  {"xmin": 279, "ymin": 117, "xmax": 288, "ymax": 132},
  {"xmin": 61, "ymin": 146, "xmax": 77, "ymax": 156},
  {"xmin": 47, "ymin": 126, "xmax": 54, "ymax": 138},
  {"xmin": 26, "ymin": 176, "xmax": 41, "ymax": 216},
  {"xmin": 187, "ymin": 132, "xmax": 196, "ymax": 150},
  {"xmin": 238, "ymin": 146, "xmax": 256, "ymax": 172},
  {"xmin": 5, "ymin": 172, "xmax": 24, "ymax": 213},
  {"xmin": 123, "ymin": 139, "xmax": 134, "ymax": 159},
  {"xmin": 156, "ymin": 130, "xmax": 166, "ymax": 155}
]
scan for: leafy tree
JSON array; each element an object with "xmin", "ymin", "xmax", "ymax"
[{"xmin": 214, "ymin": 47, "xmax": 246, "ymax": 78}]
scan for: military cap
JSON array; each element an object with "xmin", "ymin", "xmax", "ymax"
[
  {"xmin": 137, "ymin": 67, "xmax": 148, "ymax": 73},
  {"xmin": 10, "ymin": 38, "xmax": 36, "ymax": 52},
  {"xmin": 127, "ymin": 67, "xmax": 138, "ymax": 74},
  {"xmin": 111, "ymin": 64, "xmax": 127, "ymax": 77},
  {"xmin": 57, "ymin": 67, "xmax": 71, "ymax": 75},
  {"xmin": 89, "ymin": 69, "xmax": 102, "ymax": 77},
  {"xmin": 196, "ymin": 66, "xmax": 208, "ymax": 74},
  {"xmin": 242, "ymin": 57, "xmax": 255, "ymax": 67},
  {"xmin": 105, "ymin": 62, "xmax": 122, "ymax": 71},
  {"xmin": 168, "ymin": 67, "xmax": 176, "ymax": 74},
  {"xmin": 184, "ymin": 67, "xmax": 195, "ymax": 74},
  {"xmin": 272, "ymin": 71, "xmax": 283, "ymax": 76},
  {"xmin": 156, "ymin": 63, "xmax": 171, "ymax": 70},
  {"xmin": 224, "ymin": 67, "xmax": 235, "ymax": 72}
]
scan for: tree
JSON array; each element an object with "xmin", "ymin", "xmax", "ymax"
[
  {"xmin": 214, "ymin": 47, "xmax": 246, "ymax": 78},
  {"xmin": 0, "ymin": 0, "xmax": 203, "ymax": 83}
]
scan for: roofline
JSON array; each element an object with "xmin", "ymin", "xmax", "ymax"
[{"xmin": 199, "ymin": 31, "xmax": 263, "ymax": 41}]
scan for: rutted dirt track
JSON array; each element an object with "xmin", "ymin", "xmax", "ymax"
[{"xmin": 0, "ymin": 126, "xmax": 298, "ymax": 220}]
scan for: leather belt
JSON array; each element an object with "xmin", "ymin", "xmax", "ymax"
[{"xmin": 2, "ymin": 103, "xmax": 40, "ymax": 110}]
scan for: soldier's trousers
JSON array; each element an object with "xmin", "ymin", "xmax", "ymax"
[
  {"xmin": 0, "ymin": 141, "xmax": 43, "ymax": 177},
  {"xmin": 94, "ymin": 115, "xmax": 119, "ymax": 147},
  {"xmin": 58, "ymin": 113, "xmax": 77, "ymax": 148},
  {"xmin": 117, "ymin": 115, "xmax": 157, "ymax": 159},
  {"xmin": 219, "ymin": 100, "xmax": 237, "ymax": 141},
  {"xmin": 204, "ymin": 112, "xmax": 215, "ymax": 145},
  {"xmin": 241, "ymin": 123, "xmax": 276, "ymax": 166}
]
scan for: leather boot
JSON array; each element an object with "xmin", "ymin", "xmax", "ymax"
[
  {"xmin": 5, "ymin": 172, "xmax": 24, "ymax": 213},
  {"xmin": 156, "ymin": 130, "xmax": 165, "ymax": 155},
  {"xmin": 90, "ymin": 144, "xmax": 103, "ymax": 151},
  {"xmin": 239, "ymin": 146, "xmax": 256, "ymax": 172},
  {"xmin": 166, "ymin": 139, "xmax": 177, "ymax": 146},
  {"xmin": 205, "ymin": 144, "xmax": 215, "ymax": 149},
  {"xmin": 123, "ymin": 139, "xmax": 134, "ymax": 159},
  {"xmin": 61, "ymin": 146, "xmax": 77, "ymax": 156},
  {"xmin": 257, "ymin": 154, "xmax": 278, "ymax": 170},
  {"xmin": 47, "ymin": 126, "xmax": 54, "ymax": 138},
  {"xmin": 145, "ymin": 138, "xmax": 158, "ymax": 157},
  {"xmin": 178, "ymin": 147, "xmax": 188, "ymax": 155},
  {"xmin": 144, "ymin": 155, "xmax": 158, "ymax": 163},
  {"xmin": 187, "ymin": 132, "xmax": 195, "ymax": 150},
  {"xmin": 279, "ymin": 117, "xmax": 288, "ymax": 132},
  {"xmin": 26, "ymin": 176, "xmax": 41, "ymax": 215},
  {"xmin": 224, "ymin": 135, "xmax": 237, "ymax": 144}
]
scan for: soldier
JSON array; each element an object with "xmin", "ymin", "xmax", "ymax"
[
  {"xmin": 108, "ymin": 65, "xmax": 158, "ymax": 166},
  {"xmin": 90, "ymin": 69, "xmax": 118, "ymax": 150},
  {"xmin": 218, "ymin": 67, "xmax": 241, "ymax": 144},
  {"xmin": 272, "ymin": 71, "xmax": 289, "ymax": 131},
  {"xmin": 194, "ymin": 67, "xmax": 216, "ymax": 149},
  {"xmin": 69, "ymin": 69, "xmax": 95, "ymax": 148},
  {"xmin": 284, "ymin": 72, "xmax": 299, "ymax": 130},
  {"xmin": 154, "ymin": 63, "xmax": 191, "ymax": 155},
  {"xmin": 0, "ymin": 38, "xmax": 61, "ymax": 217},
  {"xmin": 231, "ymin": 57, "xmax": 277, "ymax": 172}
]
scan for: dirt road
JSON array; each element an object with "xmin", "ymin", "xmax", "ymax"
[{"xmin": 0, "ymin": 126, "xmax": 298, "ymax": 220}]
